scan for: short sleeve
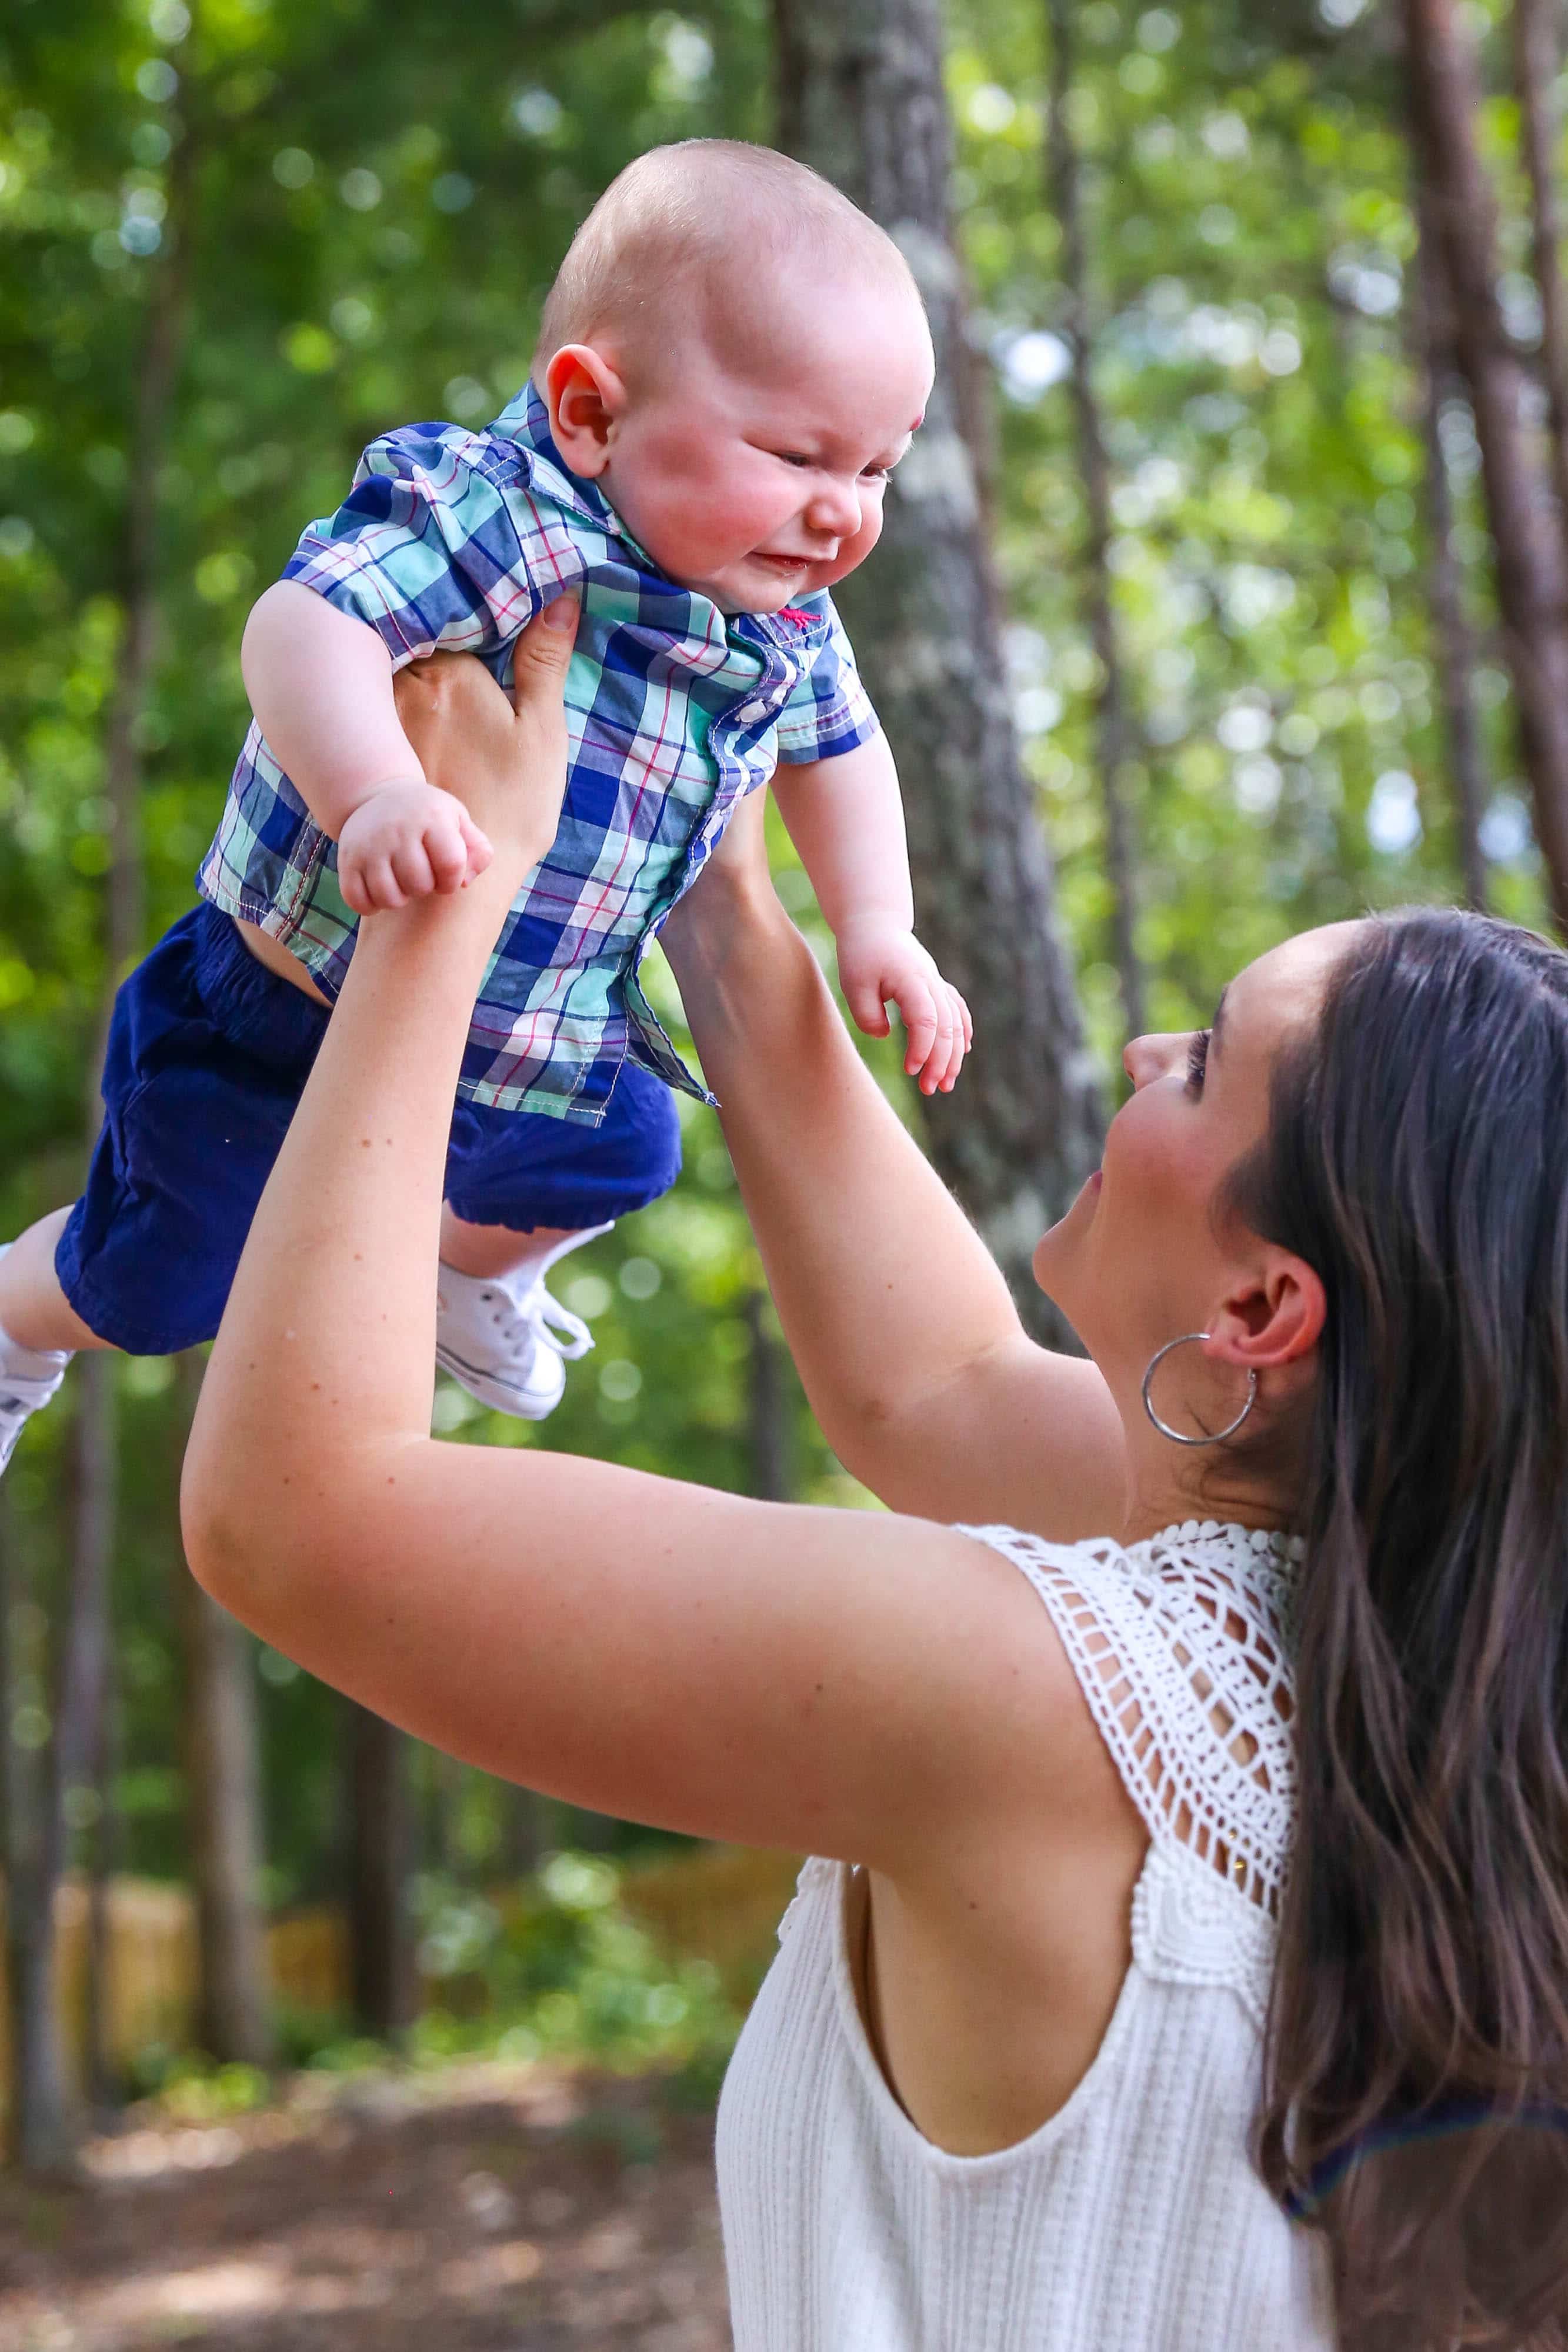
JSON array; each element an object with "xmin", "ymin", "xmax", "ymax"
[
  {"xmin": 773, "ymin": 595, "xmax": 882, "ymax": 764},
  {"xmin": 281, "ymin": 424, "xmax": 585, "ymax": 668}
]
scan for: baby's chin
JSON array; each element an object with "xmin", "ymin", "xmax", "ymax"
[{"xmin": 683, "ymin": 553, "xmax": 845, "ymax": 618}]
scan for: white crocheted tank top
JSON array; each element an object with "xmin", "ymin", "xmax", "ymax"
[{"xmin": 715, "ymin": 1520, "xmax": 1338, "ymax": 2352}]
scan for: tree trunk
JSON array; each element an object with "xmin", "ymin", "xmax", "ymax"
[
  {"xmin": 51, "ymin": 1353, "xmax": 119, "ymax": 2109},
  {"xmin": 1412, "ymin": 183, "xmax": 1491, "ymax": 908},
  {"xmin": 1044, "ymin": 0, "xmax": 1146, "ymax": 1044},
  {"xmin": 0, "ymin": 1496, "xmax": 77, "ymax": 2174},
  {"xmin": 346, "ymin": 1703, "xmax": 416, "ymax": 2036},
  {"xmin": 84, "ymin": 1680, "xmax": 121, "ymax": 2107},
  {"xmin": 39, "ymin": 64, "xmax": 205, "ymax": 2129},
  {"xmin": 773, "ymin": 0, "xmax": 1104, "ymax": 1337},
  {"xmin": 95, "ymin": 98, "xmax": 197, "ymax": 1016},
  {"xmin": 175, "ymin": 1355, "xmax": 274, "ymax": 2067},
  {"xmin": 744, "ymin": 1290, "xmax": 794, "ymax": 1502},
  {"xmin": 176, "ymin": 1576, "xmax": 275, "ymax": 2065},
  {"xmin": 1403, "ymin": 0, "xmax": 1568, "ymax": 926},
  {"xmin": 1512, "ymin": 0, "xmax": 1568, "ymax": 549}
]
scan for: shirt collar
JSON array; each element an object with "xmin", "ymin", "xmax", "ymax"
[{"xmin": 489, "ymin": 380, "xmax": 629, "ymax": 541}]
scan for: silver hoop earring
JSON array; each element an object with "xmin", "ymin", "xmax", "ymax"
[{"xmin": 1142, "ymin": 1331, "xmax": 1258, "ymax": 1447}]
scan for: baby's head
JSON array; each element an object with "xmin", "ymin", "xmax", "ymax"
[{"xmin": 532, "ymin": 142, "xmax": 934, "ymax": 615}]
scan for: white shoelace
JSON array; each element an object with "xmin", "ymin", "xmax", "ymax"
[{"xmin": 481, "ymin": 1277, "xmax": 594, "ymax": 1366}]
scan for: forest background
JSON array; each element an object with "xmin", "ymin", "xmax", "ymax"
[{"xmin": 2, "ymin": 0, "xmax": 1563, "ymax": 2173}]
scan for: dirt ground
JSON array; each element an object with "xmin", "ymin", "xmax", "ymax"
[{"xmin": 0, "ymin": 2063, "xmax": 733, "ymax": 2351}]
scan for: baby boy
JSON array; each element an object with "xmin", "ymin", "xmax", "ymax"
[{"xmin": 0, "ymin": 139, "xmax": 965, "ymax": 1468}]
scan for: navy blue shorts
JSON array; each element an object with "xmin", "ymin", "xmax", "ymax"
[{"xmin": 56, "ymin": 904, "xmax": 683, "ymax": 1356}]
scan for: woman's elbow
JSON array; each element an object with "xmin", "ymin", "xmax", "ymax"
[{"xmin": 179, "ymin": 1442, "xmax": 328, "ymax": 1623}]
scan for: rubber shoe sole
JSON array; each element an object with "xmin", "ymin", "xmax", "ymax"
[{"xmin": 434, "ymin": 1339, "xmax": 567, "ymax": 1421}]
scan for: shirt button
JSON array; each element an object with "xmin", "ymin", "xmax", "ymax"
[{"xmin": 738, "ymin": 699, "xmax": 766, "ymax": 721}]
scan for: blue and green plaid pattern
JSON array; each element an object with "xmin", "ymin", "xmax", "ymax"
[{"xmin": 198, "ymin": 384, "xmax": 879, "ymax": 1122}]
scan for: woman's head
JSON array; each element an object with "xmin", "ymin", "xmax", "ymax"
[
  {"xmin": 1033, "ymin": 918, "xmax": 1362, "ymax": 1522},
  {"xmin": 1060, "ymin": 902, "xmax": 1568, "ymax": 2343}
]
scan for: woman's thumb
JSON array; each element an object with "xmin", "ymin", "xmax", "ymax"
[{"xmin": 512, "ymin": 594, "xmax": 579, "ymax": 702}]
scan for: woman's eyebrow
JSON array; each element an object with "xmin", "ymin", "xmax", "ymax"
[{"xmin": 1210, "ymin": 986, "xmax": 1230, "ymax": 1055}]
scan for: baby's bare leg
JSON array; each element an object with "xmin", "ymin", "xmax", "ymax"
[
  {"xmin": 0, "ymin": 1210, "xmax": 113, "ymax": 1353},
  {"xmin": 440, "ymin": 1207, "xmax": 583, "ymax": 1282}
]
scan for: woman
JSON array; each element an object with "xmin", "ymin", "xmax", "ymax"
[{"xmin": 183, "ymin": 604, "xmax": 1568, "ymax": 2350}]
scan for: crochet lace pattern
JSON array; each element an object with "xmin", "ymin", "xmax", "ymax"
[{"xmin": 957, "ymin": 1518, "xmax": 1306, "ymax": 2033}]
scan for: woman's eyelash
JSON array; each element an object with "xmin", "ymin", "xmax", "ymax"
[{"xmin": 1186, "ymin": 1029, "xmax": 1212, "ymax": 1090}]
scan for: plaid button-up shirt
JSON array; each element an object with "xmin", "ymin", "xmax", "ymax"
[{"xmin": 198, "ymin": 384, "xmax": 880, "ymax": 1122}]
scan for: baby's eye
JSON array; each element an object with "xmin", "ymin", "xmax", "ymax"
[{"xmin": 775, "ymin": 451, "xmax": 813, "ymax": 469}]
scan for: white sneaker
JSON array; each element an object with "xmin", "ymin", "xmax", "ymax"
[
  {"xmin": 0, "ymin": 1245, "xmax": 74, "ymax": 1476},
  {"xmin": 435, "ymin": 1225, "xmax": 613, "ymax": 1421}
]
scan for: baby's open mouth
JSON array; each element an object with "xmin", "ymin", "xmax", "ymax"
[{"xmin": 752, "ymin": 551, "xmax": 810, "ymax": 571}]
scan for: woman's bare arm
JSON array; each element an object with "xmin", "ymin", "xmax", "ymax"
[
  {"xmin": 661, "ymin": 796, "xmax": 1126, "ymax": 1541},
  {"xmin": 179, "ymin": 624, "xmax": 1102, "ymax": 1870}
]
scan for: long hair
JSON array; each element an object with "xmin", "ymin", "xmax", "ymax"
[{"xmin": 1230, "ymin": 908, "xmax": 1568, "ymax": 2348}]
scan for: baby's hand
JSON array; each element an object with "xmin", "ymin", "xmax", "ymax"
[
  {"xmin": 336, "ymin": 779, "xmax": 492, "ymax": 916},
  {"xmin": 836, "ymin": 915, "xmax": 973, "ymax": 1096}
]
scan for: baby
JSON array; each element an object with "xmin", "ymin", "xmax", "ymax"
[{"xmin": 0, "ymin": 139, "xmax": 966, "ymax": 1468}]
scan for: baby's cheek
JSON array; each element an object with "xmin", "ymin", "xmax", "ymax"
[{"xmin": 822, "ymin": 507, "xmax": 885, "ymax": 588}]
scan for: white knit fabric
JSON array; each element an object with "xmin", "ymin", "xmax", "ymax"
[{"xmin": 715, "ymin": 1519, "xmax": 1338, "ymax": 2350}]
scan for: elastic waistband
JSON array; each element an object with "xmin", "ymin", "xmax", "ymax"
[{"xmin": 192, "ymin": 903, "xmax": 330, "ymax": 1072}]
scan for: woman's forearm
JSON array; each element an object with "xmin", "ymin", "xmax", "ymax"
[
  {"xmin": 672, "ymin": 876, "xmax": 1029, "ymax": 1499},
  {"xmin": 183, "ymin": 870, "xmax": 509, "ymax": 1599}
]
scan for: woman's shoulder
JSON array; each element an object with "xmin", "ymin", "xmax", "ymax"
[
  {"xmin": 957, "ymin": 1517, "xmax": 1303, "ymax": 1919},
  {"xmin": 957, "ymin": 1516, "xmax": 1302, "ymax": 1647}
]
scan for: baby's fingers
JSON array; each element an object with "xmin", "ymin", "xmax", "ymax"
[
  {"xmin": 391, "ymin": 838, "xmax": 437, "ymax": 899},
  {"xmin": 935, "ymin": 986, "xmax": 972, "ymax": 1093},
  {"xmin": 339, "ymin": 855, "xmax": 374, "ymax": 919},
  {"xmin": 899, "ymin": 976, "xmax": 941, "ymax": 1080},
  {"xmin": 361, "ymin": 855, "xmax": 408, "ymax": 912},
  {"xmin": 843, "ymin": 975, "xmax": 893, "ymax": 1038},
  {"xmin": 456, "ymin": 809, "xmax": 494, "ymax": 885},
  {"xmin": 425, "ymin": 816, "xmax": 471, "ymax": 896}
]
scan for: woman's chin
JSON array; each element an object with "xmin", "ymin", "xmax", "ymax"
[
  {"xmin": 1033, "ymin": 1172, "xmax": 1100, "ymax": 1299},
  {"xmin": 1031, "ymin": 1225, "xmax": 1067, "ymax": 1299}
]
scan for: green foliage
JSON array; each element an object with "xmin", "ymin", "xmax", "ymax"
[
  {"xmin": 950, "ymin": 0, "xmax": 1547, "ymax": 1059},
  {"xmin": 2, "ymin": 0, "xmax": 1555, "ymax": 1967},
  {"xmin": 410, "ymin": 1851, "xmax": 741, "ymax": 2077}
]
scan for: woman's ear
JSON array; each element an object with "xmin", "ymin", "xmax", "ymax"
[
  {"xmin": 543, "ymin": 344, "xmax": 627, "ymax": 478},
  {"xmin": 1206, "ymin": 1249, "xmax": 1326, "ymax": 1374}
]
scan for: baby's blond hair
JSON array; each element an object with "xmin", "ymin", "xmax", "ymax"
[{"xmin": 533, "ymin": 140, "xmax": 922, "ymax": 382}]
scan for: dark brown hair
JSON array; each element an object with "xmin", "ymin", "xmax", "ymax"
[{"xmin": 1232, "ymin": 907, "xmax": 1568, "ymax": 2348}]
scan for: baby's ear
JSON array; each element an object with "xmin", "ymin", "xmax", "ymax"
[{"xmin": 542, "ymin": 345, "xmax": 625, "ymax": 477}]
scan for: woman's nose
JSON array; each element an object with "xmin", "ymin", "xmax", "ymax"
[{"xmin": 1123, "ymin": 1033, "xmax": 1183, "ymax": 1090}]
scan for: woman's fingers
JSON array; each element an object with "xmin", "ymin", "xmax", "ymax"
[{"xmin": 510, "ymin": 594, "xmax": 580, "ymax": 715}]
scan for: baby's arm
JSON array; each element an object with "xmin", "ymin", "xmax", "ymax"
[
  {"xmin": 242, "ymin": 582, "xmax": 491, "ymax": 915},
  {"xmin": 770, "ymin": 733, "xmax": 971, "ymax": 1096}
]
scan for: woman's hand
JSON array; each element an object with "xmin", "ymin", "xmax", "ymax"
[
  {"xmin": 659, "ymin": 787, "xmax": 782, "ymax": 992},
  {"xmin": 391, "ymin": 598, "xmax": 579, "ymax": 888}
]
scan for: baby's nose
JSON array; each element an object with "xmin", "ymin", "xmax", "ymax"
[{"xmin": 805, "ymin": 478, "xmax": 862, "ymax": 538}]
